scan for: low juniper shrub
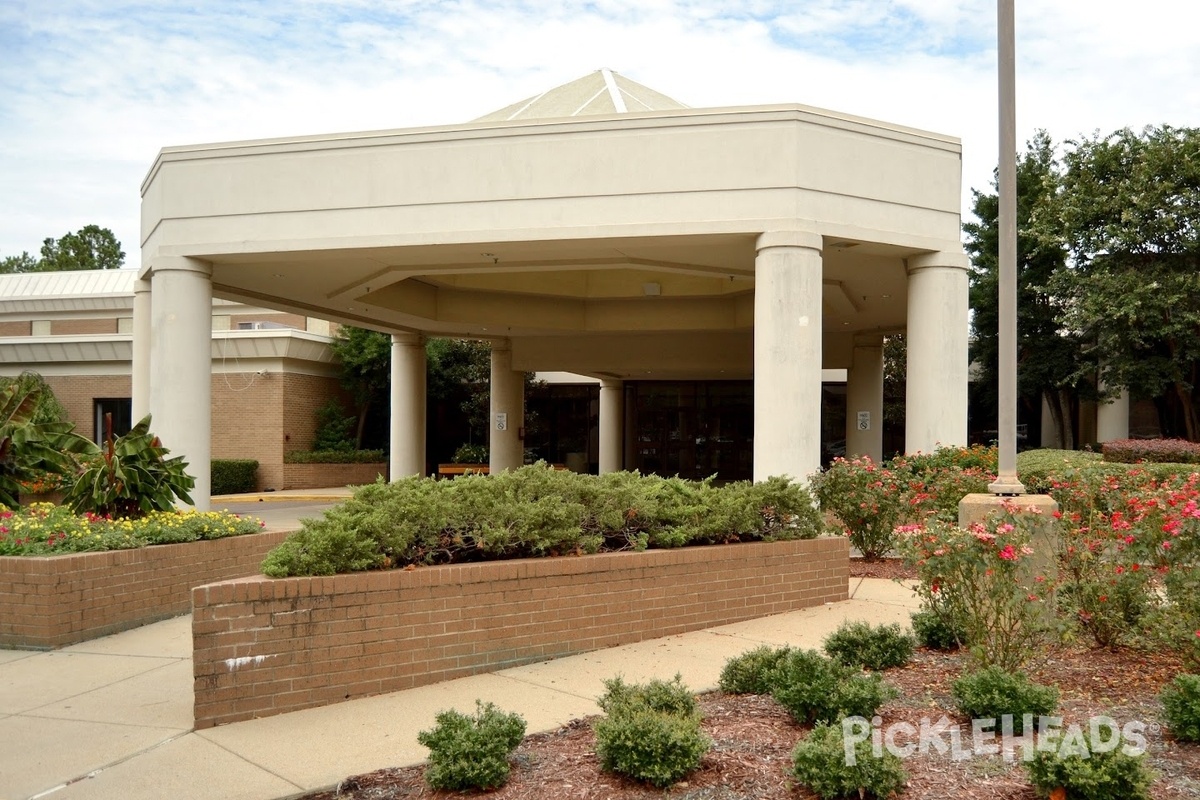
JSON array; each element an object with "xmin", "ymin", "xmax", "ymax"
[
  {"xmin": 1025, "ymin": 730, "xmax": 1153, "ymax": 800},
  {"xmin": 951, "ymin": 666, "xmax": 1058, "ymax": 735},
  {"xmin": 718, "ymin": 645, "xmax": 793, "ymax": 695},
  {"xmin": 416, "ymin": 700, "xmax": 527, "ymax": 791},
  {"xmin": 823, "ymin": 621, "xmax": 916, "ymax": 670},
  {"xmin": 1160, "ymin": 674, "xmax": 1200, "ymax": 742},
  {"xmin": 593, "ymin": 675, "xmax": 710, "ymax": 788},
  {"xmin": 770, "ymin": 649, "xmax": 898, "ymax": 725},
  {"xmin": 910, "ymin": 608, "xmax": 967, "ymax": 651},
  {"xmin": 791, "ymin": 721, "xmax": 907, "ymax": 800}
]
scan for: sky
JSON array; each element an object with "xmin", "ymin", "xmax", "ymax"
[{"xmin": 1, "ymin": 0, "xmax": 1198, "ymax": 265}]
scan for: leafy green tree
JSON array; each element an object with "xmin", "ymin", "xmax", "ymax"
[
  {"xmin": 0, "ymin": 252, "xmax": 38, "ymax": 274},
  {"xmin": 964, "ymin": 131, "xmax": 1090, "ymax": 449},
  {"xmin": 328, "ymin": 326, "xmax": 392, "ymax": 449},
  {"xmin": 0, "ymin": 372, "xmax": 67, "ymax": 425},
  {"xmin": 38, "ymin": 225, "xmax": 125, "ymax": 271},
  {"xmin": 1045, "ymin": 126, "xmax": 1200, "ymax": 440},
  {"xmin": 1, "ymin": 225, "xmax": 125, "ymax": 273}
]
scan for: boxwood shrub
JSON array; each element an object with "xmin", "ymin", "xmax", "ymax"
[
  {"xmin": 211, "ymin": 459, "xmax": 258, "ymax": 495},
  {"xmin": 261, "ymin": 464, "xmax": 823, "ymax": 576}
]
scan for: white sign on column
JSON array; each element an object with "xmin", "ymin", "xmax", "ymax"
[
  {"xmin": 495, "ymin": 412, "xmax": 508, "ymax": 432},
  {"xmin": 856, "ymin": 411, "xmax": 871, "ymax": 431}
]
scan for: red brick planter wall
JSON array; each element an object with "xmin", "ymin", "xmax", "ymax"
[
  {"xmin": 192, "ymin": 536, "xmax": 849, "ymax": 728},
  {"xmin": 280, "ymin": 463, "xmax": 386, "ymax": 490},
  {"xmin": 0, "ymin": 530, "xmax": 291, "ymax": 649}
]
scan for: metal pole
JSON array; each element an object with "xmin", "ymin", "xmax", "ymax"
[{"xmin": 989, "ymin": 0, "xmax": 1026, "ymax": 495}]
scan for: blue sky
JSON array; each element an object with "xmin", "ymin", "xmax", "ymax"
[{"xmin": 1, "ymin": 0, "xmax": 1198, "ymax": 263}]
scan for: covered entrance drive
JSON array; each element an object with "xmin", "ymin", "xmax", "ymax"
[{"xmin": 136, "ymin": 71, "xmax": 969, "ymax": 508}]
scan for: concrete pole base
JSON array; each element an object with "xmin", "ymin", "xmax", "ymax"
[{"xmin": 959, "ymin": 493, "xmax": 1060, "ymax": 613}]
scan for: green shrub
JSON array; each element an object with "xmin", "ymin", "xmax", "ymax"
[
  {"xmin": 593, "ymin": 675, "xmax": 709, "ymax": 788},
  {"xmin": 282, "ymin": 449, "xmax": 385, "ymax": 464},
  {"xmin": 1016, "ymin": 448, "xmax": 1102, "ymax": 493},
  {"xmin": 894, "ymin": 444, "xmax": 998, "ymax": 475},
  {"xmin": 594, "ymin": 707, "xmax": 710, "ymax": 788},
  {"xmin": 791, "ymin": 722, "xmax": 907, "ymax": 800},
  {"xmin": 823, "ymin": 621, "xmax": 916, "ymax": 670},
  {"xmin": 1, "ymin": 381, "xmax": 97, "ymax": 508},
  {"xmin": 311, "ymin": 400, "xmax": 357, "ymax": 452},
  {"xmin": 598, "ymin": 674, "xmax": 698, "ymax": 718},
  {"xmin": 951, "ymin": 666, "xmax": 1058, "ymax": 734},
  {"xmin": 1103, "ymin": 437, "xmax": 1200, "ymax": 465},
  {"xmin": 718, "ymin": 645, "xmax": 792, "ymax": 695},
  {"xmin": 910, "ymin": 608, "xmax": 967, "ymax": 651},
  {"xmin": 770, "ymin": 649, "xmax": 898, "ymax": 725},
  {"xmin": 211, "ymin": 459, "xmax": 258, "ymax": 495},
  {"xmin": 1025, "ymin": 731, "xmax": 1152, "ymax": 800},
  {"xmin": 1161, "ymin": 674, "xmax": 1200, "ymax": 742},
  {"xmin": 262, "ymin": 465, "xmax": 823, "ymax": 576},
  {"xmin": 417, "ymin": 700, "xmax": 526, "ymax": 791}
]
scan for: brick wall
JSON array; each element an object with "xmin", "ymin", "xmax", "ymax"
[
  {"xmin": 50, "ymin": 318, "xmax": 118, "ymax": 335},
  {"xmin": 42, "ymin": 375, "xmax": 130, "ymax": 441},
  {"xmin": 191, "ymin": 537, "xmax": 849, "ymax": 728},
  {"xmin": 0, "ymin": 530, "xmax": 291, "ymax": 649},
  {"xmin": 0, "ymin": 320, "xmax": 30, "ymax": 336},
  {"xmin": 212, "ymin": 372, "xmax": 348, "ymax": 490},
  {"xmin": 280, "ymin": 463, "xmax": 386, "ymax": 490}
]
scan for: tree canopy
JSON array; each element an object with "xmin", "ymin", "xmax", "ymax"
[
  {"xmin": 1, "ymin": 225, "xmax": 125, "ymax": 273},
  {"xmin": 1046, "ymin": 125, "xmax": 1200, "ymax": 439},
  {"xmin": 967, "ymin": 125, "xmax": 1200, "ymax": 444}
]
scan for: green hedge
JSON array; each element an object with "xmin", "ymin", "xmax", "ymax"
[
  {"xmin": 261, "ymin": 464, "xmax": 824, "ymax": 577},
  {"xmin": 211, "ymin": 459, "xmax": 258, "ymax": 495},
  {"xmin": 283, "ymin": 449, "xmax": 386, "ymax": 464},
  {"xmin": 1016, "ymin": 448, "xmax": 1198, "ymax": 493}
]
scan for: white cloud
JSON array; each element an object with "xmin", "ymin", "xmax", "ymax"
[{"xmin": 1, "ymin": 0, "xmax": 1198, "ymax": 259}]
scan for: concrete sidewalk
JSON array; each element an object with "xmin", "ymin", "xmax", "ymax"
[{"xmin": 0, "ymin": 578, "xmax": 919, "ymax": 800}]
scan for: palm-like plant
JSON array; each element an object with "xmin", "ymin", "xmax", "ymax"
[
  {"xmin": 64, "ymin": 414, "xmax": 195, "ymax": 517},
  {"xmin": 0, "ymin": 383, "xmax": 97, "ymax": 508}
]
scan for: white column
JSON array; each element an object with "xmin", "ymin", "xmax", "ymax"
[
  {"xmin": 489, "ymin": 340, "xmax": 524, "ymax": 473},
  {"xmin": 1097, "ymin": 386, "xmax": 1130, "ymax": 442},
  {"xmin": 905, "ymin": 252, "xmax": 970, "ymax": 454},
  {"xmin": 131, "ymin": 277, "xmax": 151, "ymax": 421},
  {"xmin": 599, "ymin": 378, "xmax": 624, "ymax": 474},
  {"xmin": 753, "ymin": 230, "xmax": 823, "ymax": 482},
  {"xmin": 1040, "ymin": 395, "xmax": 1061, "ymax": 449},
  {"xmin": 846, "ymin": 340, "xmax": 884, "ymax": 463},
  {"xmin": 149, "ymin": 256, "xmax": 212, "ymax": 510},
  {"xmin": 390, "ymin": 332, "xmax": 426, "ymax": 479}
]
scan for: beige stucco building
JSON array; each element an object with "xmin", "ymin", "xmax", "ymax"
[{"xmin": 138, "ymin": 70, "xmax": 971, "ymax": 509}]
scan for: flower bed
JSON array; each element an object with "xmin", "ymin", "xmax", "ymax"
[
  {"xmin": 191, "ymin": 536, "xmax": 849, "ymax": 728},
  {"xmin": 0, "ymin": 528, "xmax": 293, "ymax": 649}
]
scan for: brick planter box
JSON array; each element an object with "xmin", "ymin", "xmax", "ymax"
[
  {"xmin": 192, "ymin": 536, "xmax": 849, "ymax": 728},
  {"xmin": 0, "ymin": 530, "xmax": 292, "ymax": 649},
  {"xmin": 280, "ymin": 462, "xmax": 386, "ymax": 490}
]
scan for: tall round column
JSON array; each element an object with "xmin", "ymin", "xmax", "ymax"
[
  {"xmin": 148, "ymin": 256, "xmax": 212, "ymax": 510},
  {"xmin": 846, "ymin": 340, "xmax": 884, "ymax": 463},
  {"xmin": 390, "ymin": 333, "xmax": 426, "ymax": 479},
  {"xmin": 905, "ymin": 252, "xmax": 970, "ymax": 454},
  {"xmin": 132, "ymin": 277, "xmax": 152, "ymax": 421},
  {"xmin": 599, "ymin": 378, "xmax": 624, "ymax": 474},
  {"xmin": 1096, "ymin": 385, "xmax": 1130, "ymax": 443},
  {"xmin": 753, "ymin": 230, "xmax": 824, "ymax": 482},
  {"xmin": 489, "ymin": 340, "xmax": 524, "ymax": 473}
]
